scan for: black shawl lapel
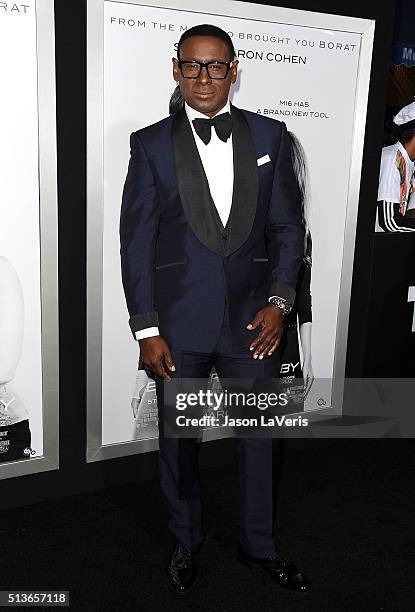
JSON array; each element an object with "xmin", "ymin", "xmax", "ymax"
[
  {"xmin": 226, "ymin": 104, "xmax": 258, "ymax": 256},
  {"xmin": 172, "ymin": 108, "xmax": 225, "ymax": 255},
  {"xmin": 171, "ymin": 104, "xmax": 258, "ymax": 257}
]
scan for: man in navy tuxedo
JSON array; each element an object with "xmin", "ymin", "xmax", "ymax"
[{"xmin": 120, "ymin": 24, "xmax": 310, "ymax": 594}]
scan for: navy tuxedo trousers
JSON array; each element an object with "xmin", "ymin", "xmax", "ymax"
[{"xmin": 155, "ymin": 311, "xmax": 281, "ymax": 557}]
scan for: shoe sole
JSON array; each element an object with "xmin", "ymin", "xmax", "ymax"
[{"xmin": 237, "ymin": 555, "xmax": 311, "ymax": 593}]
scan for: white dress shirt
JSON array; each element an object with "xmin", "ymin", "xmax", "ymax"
[
  {"xmin": 185, "ymin": 100, "xmax": 234, "ymax": 227},
  {"xmin": 135, "ymin": 100, "xmax": 234, "ymax": 341}
]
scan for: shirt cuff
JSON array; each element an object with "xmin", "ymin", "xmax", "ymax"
[
  {"xmin": 129, "ymin": 310, "xmax": 159, "ymax": 339},
  {"xmin": 134, "ymin": 327, "xmax": 160, "ymax": 341}
]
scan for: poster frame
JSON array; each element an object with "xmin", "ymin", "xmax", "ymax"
[
  {"xmin": 0, "ymin": 0, "xmax": 59, "ymax": 479},
  {"xmin": 86, "ymin": 0, "xmax": 375, "ymax": 461}
]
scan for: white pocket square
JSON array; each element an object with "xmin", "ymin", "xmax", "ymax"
[{"xmin": 257, "ymin": 154, "xmax": 271, "ymax": 166}]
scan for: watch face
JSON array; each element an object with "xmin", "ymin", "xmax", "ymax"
[{"xmin": 270, "ymin": 297, "xmax": 289, "ymax": 310}]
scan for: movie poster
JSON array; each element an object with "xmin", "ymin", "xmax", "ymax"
[
  {"xmin": 0, "ymin": 1, "xmax": 44, "ymax": 464},
  {"xmin": 88, "ymin": 0, "xmax": 372, "ymax": 451}
]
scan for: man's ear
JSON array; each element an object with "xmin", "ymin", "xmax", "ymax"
[
  {"xmin": 230, "ymin": 60, "xmax": 239, "ymax": 84},
  {"xmin": 172, "ymin": 57, "xmax": 180, "ymax": 81}
]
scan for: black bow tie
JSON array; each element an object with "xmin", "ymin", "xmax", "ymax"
[{"xmin": 192, "ymin": 112, "xmax": 233, "ymax": 145}]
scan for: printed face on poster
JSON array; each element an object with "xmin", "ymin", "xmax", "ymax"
[
  {"xmin": 0, "ymin": 0, "xmax": 58, "ymax": 475},
  {"xmin": 89, "ymin": 0, "xmax": 374, "ymax": 452}
]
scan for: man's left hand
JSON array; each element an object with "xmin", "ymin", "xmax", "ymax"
[{"xmin": 246, "ymin": 304, "xmax": 284, "ymax": 359}]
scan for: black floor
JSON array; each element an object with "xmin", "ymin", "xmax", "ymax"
[{"xmin": 1, "ymin": 439, "xmax": 414, "ymax": 611}]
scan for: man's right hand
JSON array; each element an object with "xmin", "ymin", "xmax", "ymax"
[{"xmin": 139, "ymin": 336, "xmax": 176, "ymax": 381}]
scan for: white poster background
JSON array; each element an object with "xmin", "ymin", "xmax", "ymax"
[
  {"xmin": 0, "ymin": 2, "xmax": 43, "ymax": 457},
  {"xmin": 102, "ymin": 1, "xmax": 363, "ymax": 445}
]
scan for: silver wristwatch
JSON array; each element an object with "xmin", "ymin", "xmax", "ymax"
[{"xmin": 268, "ymin": 295, "xmax": 293, "ymax": 315}]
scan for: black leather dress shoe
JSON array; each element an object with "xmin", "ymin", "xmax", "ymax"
[
  {"xmin": 237, "ymin": 543, "xmax": 311, "ymax": 593},
  {"xmin": 166, "ymin": 541, "xmax": 200, "ymax": 594}
]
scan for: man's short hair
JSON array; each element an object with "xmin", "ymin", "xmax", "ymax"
[
  {"xmin": 392, "ymin": 122, "xmax": 415, "ymax": 146},
  {"xmin": 399, "ymin": 126, "xmax": 415, "ymax": 146},
  {"xmin": 177, "ymin": 24, "xmax": 236, "ymax": 61}
]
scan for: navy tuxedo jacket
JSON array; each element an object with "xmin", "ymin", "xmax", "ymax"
[{"xmin": 120, "ymin": 104, "xmax": 305, "ymax": 353}]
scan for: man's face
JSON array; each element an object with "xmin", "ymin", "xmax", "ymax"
[{"xmin": 172, "ymin": 35, "xmax": 238, "ymax": 117}]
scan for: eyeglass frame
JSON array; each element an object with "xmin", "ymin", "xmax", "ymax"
[{"xmin": 177, "ymin": 59, "xmax": 235, "ymax": 79}]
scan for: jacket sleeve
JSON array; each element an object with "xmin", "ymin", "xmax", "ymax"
[
  {"xmin": 119, "ymin": 131, "xmax": 160, "ymax": 339},
  {"xmin": 266, "ymin": 121, "xmax": 305, "ymax": 306}
]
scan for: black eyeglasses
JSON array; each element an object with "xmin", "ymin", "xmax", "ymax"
[{"xmin": 178, "ymin": 60, "xmax": 233, "ymax": 79}]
